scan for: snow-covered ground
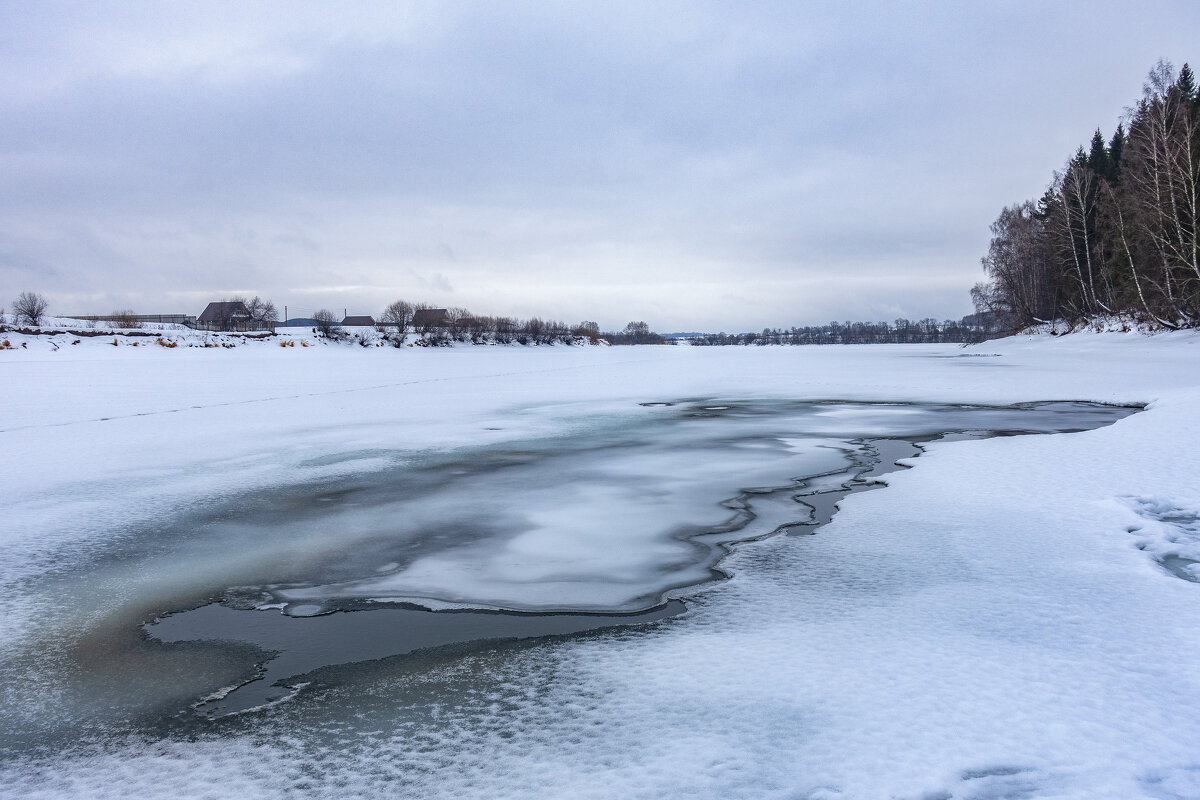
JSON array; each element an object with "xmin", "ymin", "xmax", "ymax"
[{"xmin": 1, "ymin": 327, "xmax": 1199, "ymax": 799}]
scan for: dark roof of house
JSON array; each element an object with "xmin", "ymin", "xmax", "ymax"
[
  {"xmin": 341, "ymin": 315, "xmax": 376, "ymax": 326},
  {"xmin": 198, "ymin": 301, "xmax": 250, "ymax": 322},
  {"xmin": 412, "ymin": 308, "xmax": 449, "ymax": 325}
]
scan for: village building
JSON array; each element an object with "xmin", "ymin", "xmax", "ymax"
[
  {"xmin": 411, "ymin": 308, "xmax": 449, "ymax": 328},
  {"xmin": 341, "ymin": 315, "xmax": 376, "ymax": 327},
  {"xmin": 196, "ymin": 301, "xmax": 266, "ymax": 332}
]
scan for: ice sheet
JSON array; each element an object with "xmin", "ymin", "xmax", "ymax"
[{"xmin": 2, "ymin": 331, "xmax": 1199, "ymax": 799}]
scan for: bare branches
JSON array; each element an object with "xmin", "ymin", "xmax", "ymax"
[
  {"xmin": 380, "ymin": 300, "xmax": 415, "ymax": 341},
  {"xmin": 312, "ymin": 309, "xmax": 344, "ymax": 338},
  {"xmin": 12, "ymin": 292, "xmax": 48, "ymax": 326},
  {"xmin": 245, "ymin": 297, "xmax": 278, "ymax": 328}
]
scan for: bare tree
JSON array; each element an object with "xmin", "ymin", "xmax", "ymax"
[
  {"xmin": 493, "ymin": 316, "xmax": 516, "ymax": 344},
  {"xmin": 623, "ymin": 321, "xmax": 650, "ymax": 343},
  {"xmin": 520, "ymin": 317, "xmax": 545, "ymax": 345},
  {"xmin": 245, "ymin": 296, "xmax": 278, "ymax": 330},
  {"xmin": 1050, "ymin": 159, "xmax": 1109, "ymax": 314},
  {"xmin": 1101, "ymin": 180, "xmax": 1180, "ymax": 326},
  {"xmin": 445, "ymin": 307, "xmax": 472, "ymax": 341},
  {"xmin": 979, "ymin": 201, "xmax": 1056, "ymax": 328},
  {"xmin": 1121, "ymin": 60, "xmax": 1200, "ymax": 320},
  {"xmin": 547, "ymin": 319, "xmax": 573, "ymax": 344},
  {"xmin": 312, "ymin": 309, "xmax": 343, "ymax": 338},
  {"xmin": 573, "ymin": 320, "xmax": 600, "ymax": 344},
  {"xmin": 12, "ymin": 292, "xmax": 48, "ymax": 326},
  {"xmin": 467, "ymin": 315, "xmax": 491, "ymax": 343},
  {"xmin": 380, "ymin": 299, "xmax": 415, "ymax": 341}
]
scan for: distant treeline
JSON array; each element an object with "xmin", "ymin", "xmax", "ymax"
[
  {"xmin": 347, "ymin": 301, "xmax": 667, "ymax": 346},
  {"xmin": 973, "ymin": 60, "xmax": 1200, "ymax": 331},
  {"xmin": 688, "ymin": 316, "xmax": 986, "ymax": 346}
]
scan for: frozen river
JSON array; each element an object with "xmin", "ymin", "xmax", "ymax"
[{"xmin": 3, "ymin": 336, "xmax": 1199, "ymax": 800}]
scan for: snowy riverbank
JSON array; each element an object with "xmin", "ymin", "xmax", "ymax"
[{"xmin": 2, "ymin": 330, "xmax": 1199, "ymax": 799}]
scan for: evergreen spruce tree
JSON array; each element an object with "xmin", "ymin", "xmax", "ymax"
[
  {"xmin": 1087, "ymin": 129, "xmax": 1109, "ymax": 177},
  {"xmin": 1106, "ymin": 123, "xmax": 1125, "ymax": 183},
  {"xmin": 1071, "ymin": 145, "xmax": 1088, "ymax": 171},
  {"xmin": 1177, "ymin": 62, "xmax": 1196, "ymax": 103}
]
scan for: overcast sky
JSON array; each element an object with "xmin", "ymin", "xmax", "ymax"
[{"xmin": 2, "ymin": 2, "xmax": 1198, "ymax": 331}]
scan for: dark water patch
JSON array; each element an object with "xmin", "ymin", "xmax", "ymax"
[
  {"xmin": 137, "ymin": 401, "xmax": 1142, "ymax": 717},
  {"xmin": 783, "ymin": 438, "xmax": 923, "ymax": 534},
  {"xmin": 148, "ymin": 601, "xmax": 682, "ymax": 717}
]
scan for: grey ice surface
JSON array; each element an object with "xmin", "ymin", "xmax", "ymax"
[{"xmin": 139, "ymin": 400, "xmax": 1135, "ymax": 717}]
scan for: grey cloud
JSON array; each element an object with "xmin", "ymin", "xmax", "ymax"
[{"xmin": 3, "ymin": 1, "xmax": 1200, "ymax": 330}]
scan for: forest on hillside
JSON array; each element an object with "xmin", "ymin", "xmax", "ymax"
[{"xmin": 973, "ymin": 60, "xmax": 1200, "ymax": 331}]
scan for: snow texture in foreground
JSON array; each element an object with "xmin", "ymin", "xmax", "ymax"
[{"xmin": 2, "ymin": 331, "xmax": 1200, "ymax": 799}]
